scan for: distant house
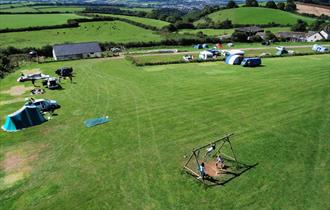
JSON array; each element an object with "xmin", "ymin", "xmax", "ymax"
[
  {"xmin": 52, "ymin": 42, "xmax": 102, "ymax": 61},
  {"xmin": 306, "ymin": 31, "xmax": 325, "ymax": 42},
  {"xmin": 276, "ymin": 32, "xmax": 307, "ymax": 42},
  {"xmin": 235, "ymin": 26, "xmax": 264, "ymax": 35}
]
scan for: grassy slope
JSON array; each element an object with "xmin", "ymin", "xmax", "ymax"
[
  {"xmin": 0, "ymin": 21, "xmax": 163, "ymax": 48},
  {"xmin": 179, "ymin": 27, "xmax": 291, "ymax": 36},
  {"xmin": 95, "ymin": 13, "xmax": 169, "ymax": 29},
  {"xmin": 0, "ymin": 54, "xmax": 329, "ymax": 209},
  {"xmin": 196, "ymin": 7, "xmax": 315, "ymax": 25},
  {"xmin": 0, "ymin": 14, "xmax": 84, "ymax": 29}
]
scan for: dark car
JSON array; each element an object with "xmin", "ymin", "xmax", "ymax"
[
  {"xmin": 55, "ymin": 67, "xmax": 73, "ymax": 77},
  {"xmin": 27, "ymin": 99, "xmax": 61, "ymax": 112}
]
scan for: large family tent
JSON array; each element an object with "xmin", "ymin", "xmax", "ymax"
[
  {"xmin": 241, "ymin": 57, "xmax": 262, "ymax": 67},
  {"xmin": 225, "ymin": 55, "xmax": 244, "ymax": 65},
  {"xmin": 2, "ymin": 105, "xmax": 46, "ymax": 132}
]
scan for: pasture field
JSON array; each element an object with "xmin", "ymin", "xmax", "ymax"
[
  {"xmin": 195, "ymin": 7, "xmax": 315, "ymax": 25},
  {"xmin": 0, "ymin": 6, "xmax": 39, "ymax": 13},
  {"xmin": 0, "ymin": 14, "xmax": 85, "ymax": 29},
  {"xmin": 0, "ymin": 21, "xmax": 163, "ymax": 48},
  {"xmin": 32, "ymin": 6, "xmax": 85, "ymax": 13},
  {"xmin": 179, "ymin": 27, "xmax": 291, "ymax": 36},
  {"xmin": 0, "ymin": 54, "xmax": 329, "ymax": 209},
  {"xmin": 94, "ymin": 13, "xmax": 169, "ymax": 29}
]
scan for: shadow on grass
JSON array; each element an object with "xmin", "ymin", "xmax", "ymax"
[{"xmin": 184, "ymin": 162, "xmax": 259, "ymax": 188}]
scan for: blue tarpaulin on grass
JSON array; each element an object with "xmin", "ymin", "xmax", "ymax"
[{"xmin": 84, "ymin": 116, "xmax": 110, "ymax": 128}]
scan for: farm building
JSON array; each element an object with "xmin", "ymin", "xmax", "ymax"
[
  {"xmin": 52, "ymin": 42, "xmax": 102, "ymax": 61},
  {"xmin": 306, "ymin": 31, "xmax": 326, "ymax": 42},
  {"xmin": 235, "ymin": 26, "xmax": 264, "ymax": 36},
  {"xmin": 276, "ymin": 32, "xmax": 307, "ymax": 42}
]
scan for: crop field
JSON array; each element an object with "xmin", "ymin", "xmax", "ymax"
[
  {"xmin": 95, "ymin": 13, "xmax": 169, "ymax": 29},
  {"xmin": 0, "ymin": 21, "xmax": 163, "ymax": 48},
  {"xmin": 0, "ymin": 14, "xmax": 85, "ymax": 29},
  {"xmin": 0, "ymin": 54, "xmax": 329, "ymax": 209},
  {"xmin": 179, "ymin": 27, "xmax": 291, "ymax": 36},
  {"xmin": 195, "ymin": 7, "xmax": 315, "ymax": 25}
]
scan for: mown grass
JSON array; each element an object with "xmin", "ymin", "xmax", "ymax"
[
  {"xmin": 179, "ymin": 27, "xmax": 291, "ymax": 36},
  {"xmin": 94, "ymin": 13, "xmax": 169, "ymax": 29},
  {"xmin": 195, "ymin": 7, "xmax": 315, "ymax": 25},
  {"xmin": 128, "ymin": 46, "xmax": 326, "ymax": 65},
  {"xmin": 0, "ymin": 54, "xmax": 329, "ymax": 209},
  {"xmin": 0, "ymin": 21, "xmax": 163, "ymax": 48},
  {"xmin": 0, "ymin": 14, "xmax": 85, "ymax": 29}
]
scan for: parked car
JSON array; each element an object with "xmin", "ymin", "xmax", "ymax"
[{"xmin": 26, "ymin": 99, "xmax": 61, "ymax": 112}]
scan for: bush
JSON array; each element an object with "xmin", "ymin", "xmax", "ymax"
[
  {"xmin": 291, "ymin": 19, "xmax": 308, "ymax": 31},
  {"xmin": 277, "ymin": 2, "xmax": 285, "ymax": 10},
  {"xmin": 227, "ymin": 0, "xmax": 239, "ymax": 9},
  {"xmin": 245, "ymin": 0, "xmax": 259, "ymax": 7},
  {"xmin": 231, "ymin": 31, "xmax": 249, "ymax": 42},
  {"xmin": 285, "ymin": 0, "xmax": 297, "ymax": 11},
  {"xmin": 265, "ymin": 1, "xmax": 278, "ymax": 9}
]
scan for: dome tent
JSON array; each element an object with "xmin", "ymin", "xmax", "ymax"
[
  {"xmin": 2, "ymin": 105, "xmax": 46, "ymax": 132},
  {"xmin": 225, "ymin": 55, "xmax": 244, "ymax": 65}
]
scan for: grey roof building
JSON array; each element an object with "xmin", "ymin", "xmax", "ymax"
[
  {"xmin": 235, "ymin": 26, "xmax": 264, "ymax": 35},
  {"xmin": 52, "ymin": 42, "xmax": 102, "ymax": 61}
]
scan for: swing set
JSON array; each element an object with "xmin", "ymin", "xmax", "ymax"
[{"xmin": 183, "ymin": 133, "xmax": 256, "ymax": 186}]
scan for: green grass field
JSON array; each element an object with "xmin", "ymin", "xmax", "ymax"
[
  {"xmin": 33, "ymin": 6, "xmax": 85, "ymax": 13},
  {"xmin": 95, "ymin": 13, "xmax": 169, "ymax": 29},
  {"xmin": 0, "ymin": 6, "xmax": 39, "ymax": 13},
  {"xmin": 179, "ymin": 27, "xmax": 291, "ymax": 36},
  {"xmin": 195, "ymin": 7, "xmax": 315, "ymax": 25},
  {"xmin": 0, "ymin": 21, "xmax": 163, "ymax": 48},
  {"xmin": 1, "ymin": 54, "xmax": 329, "ymax": 209},
  {"xmin": 0, "ymin": 14, "xmax": 85, "ymax": 29}
]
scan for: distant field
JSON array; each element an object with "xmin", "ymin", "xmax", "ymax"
[
  {"xmin": 33, "ymin": 6, "xmax": 85, "ymax": 13},
  {"xmin": 95, "ymin": 13, "xmax": 169, "ymax": 29},
  {"xmin": 0, "ymin": 21, "xmax": 163, "ymax": 48},
  {"xmin": 179, "ymin": 27, "xmax": 291, "ymax": 36},
  {"xmin": 0, "ymin": 6, "xmax": 38, "ymax": 12},
  {"xmin": 0, "ymin": 14, "xmax": 84, "ymax": 29},
  {"xmin": 195, "ymin": 7, "xmax": 315, "ymax": 25}
]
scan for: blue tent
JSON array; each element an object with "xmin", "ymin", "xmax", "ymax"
[
  {"xmin": 2, "ymin": 105, "xmax": 46, "ymax": 132},
  {"xmin": 225, "ymin": 55, "xmax": 244, "ymax": 65},
  {"xmin": 202, "ymin": 44, "xmax": 209, "ymax": 49},
  {"xmin": 194, "ymin": 44, "xmax": 203, "ymax": 49},
  {"xmin": 241, "ymin": 57, "xmax": 262, "ymax": 67}
]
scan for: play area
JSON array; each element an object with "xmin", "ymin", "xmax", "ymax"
[{"xmin": 183, "ymin": 134, "xmax": 256, "ymax": 186}]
